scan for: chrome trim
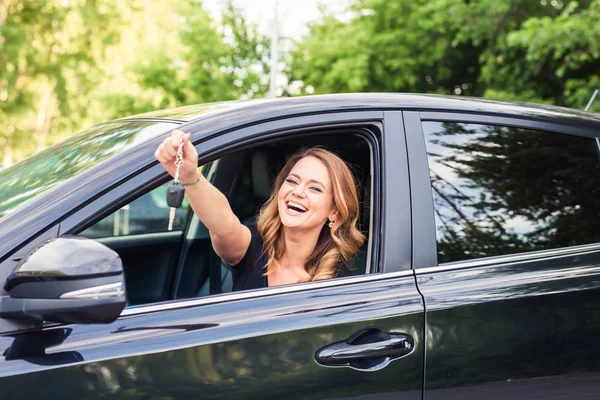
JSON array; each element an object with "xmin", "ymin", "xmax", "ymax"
[
  {"xmin": 97, "ymin": 231, "xmax": 181, "ymax": 245},
  {"xmin": 416, "ymin": 242, "xmax": 600, "ymax": 275},
  {"xmin": 60, "ymin": 282, "xmax": 124, "ymax": 299},
  {"xmin": 120, "ymin": 269, "xmax": 414, "ymax": 317}
]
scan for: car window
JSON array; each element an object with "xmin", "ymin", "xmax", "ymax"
[
  {"xmin": 423, "ymin": 121, "xmax": 600, "ymax": 264},
  {"xmin": 81, "ymin": 181, "xmax": 191, "ymax": 238},
  {"xmin": 175, "ymin": 135, "xmax": 374, "ymax": 300},
  {"xmin": 0, "ymin": 121, "xmax": 178, "ymax": 220},
  {"xmin": 74, "ymin": 131, "xmax": 376, "ymax": 306}
]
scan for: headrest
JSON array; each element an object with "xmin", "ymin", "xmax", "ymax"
[{"xmin": 251, "ymin": 150, "xmax": 275, "ymax": 201}]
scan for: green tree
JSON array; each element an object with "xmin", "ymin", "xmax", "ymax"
[
  {"xmin": 290, "ymin": 0, "xmax": 600, "ymax": 111},
  {"xmin": 106, "ymin": 0, "xmax": 270, "ymax": 116},
  {"xmin": 0, "ymin": 0, "xmax": 141, "ymax": 166},
  {"xmin": 482, "ymin": 0, "xmax": 600, "ymax": 108},
  {"xmin": 290, "ymin": 0, "xmax": 485, "ymax": 95},
  {"xmin": 0, "ymin": 0, "xmax": 271, "ymax": 166}
]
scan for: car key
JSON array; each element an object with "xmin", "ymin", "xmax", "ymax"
[{"xmin": 167, "ymin": 135, "xmax": 185, "ymax": 231}]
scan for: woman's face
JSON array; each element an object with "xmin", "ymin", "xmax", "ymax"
[{"xmin": 277, "ymin": 156, "xmax": 337, "ymax": 231}]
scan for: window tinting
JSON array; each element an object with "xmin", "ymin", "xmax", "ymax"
[{"xmin": 423, "ymin": 121, "xmax": 600, "ymax": 264}]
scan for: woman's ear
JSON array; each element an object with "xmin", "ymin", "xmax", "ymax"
[{"xmin": 328, "ymin": 208, "xmax": 338, "ymax": 223}]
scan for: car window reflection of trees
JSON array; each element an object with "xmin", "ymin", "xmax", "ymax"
[{"xmin": 424, "ymin": 122, "xmax": 600, "ymax": 264}]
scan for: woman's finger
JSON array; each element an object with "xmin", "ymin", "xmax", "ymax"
[
  {"xmin": 170, "ymin": 129, "xmax": 186, "ymax": 146},
  {"xmin": 155, "ymin": 152, "xmax": 166, "ymax": 165},
  {"xmin": 162, "ymin": 137, "xmax": 177, "ymax": 159},
  {"xmin": 155, "ymin": 143, "xmax": 168, "ymax": 161},
  {"xmin": 183, "ymin": 133, "xmax": 197, "ymax": 161}
]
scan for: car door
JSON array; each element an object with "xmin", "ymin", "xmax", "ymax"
[
  {"xmin": 404, "ymin": 110, "xmax": 600, "ymax": 399},
  {"xmin": 0, "ymin": 110, "xmax": 425, "ymax": 400}
]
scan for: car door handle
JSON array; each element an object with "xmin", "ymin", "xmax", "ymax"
[{"xmin": 315, "ymin": 328, "xmax": 414, "ymax": 371}]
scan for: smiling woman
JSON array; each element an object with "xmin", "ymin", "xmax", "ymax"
[
  {"xmin": 260, "ymin": 147, "xmax": 365, "ymax": 284},
  {"xmin": 155, "ymin": 131, "xmax": 365, "ymax": 292}
]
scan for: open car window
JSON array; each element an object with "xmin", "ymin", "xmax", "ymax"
[{"xmin": 76, "ymin": 129, "xmax": 376, "ymax": 306}]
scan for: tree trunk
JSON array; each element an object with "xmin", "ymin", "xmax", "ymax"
[
  {"xmin": 2, "ymin": 125, "xmax": 13, "ymax": 167},
  {"xmin": 0, "ymin": 0, "xmax": 10, "ymax": 89},
  {"xmin": 0, "ymin": 0, "xmax": 9, "ymax": 29},
  {"xmin": 34, "ymin": 85, "xmax": 55, "ymax": 153}
]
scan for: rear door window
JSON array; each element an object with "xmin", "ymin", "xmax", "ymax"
[{"xmin": 423, "ymin": 121, "xmax": 600, "ymax": 263}]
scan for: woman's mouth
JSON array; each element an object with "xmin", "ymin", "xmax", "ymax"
[{"xmin": 286, "ymin": 200, "xmax": 307, "ymax": 214}]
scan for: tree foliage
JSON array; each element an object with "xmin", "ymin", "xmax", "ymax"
[
  {"xmin": 0, "ymin": 0, "xmax": 269, "ymax": 166},
  {"xmin": 0, "ymin": 0, "xmax": 136, "ymax": 164},
  {"xmin": 2, "ymin": 0, "xmax": 600, "ymax": 166},
  {"xmin": 290, "ymin": 0, "xmax": 600, "ymax": 109}
]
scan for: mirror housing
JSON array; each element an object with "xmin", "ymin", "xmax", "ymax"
[{"xmin": 1, "ymin": 236, "xmax": 126, "ymax": 324}]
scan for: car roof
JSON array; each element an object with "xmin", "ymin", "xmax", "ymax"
[{"xmin": 119, "ymin": 93, "xmax": 600, "ymax": 129}]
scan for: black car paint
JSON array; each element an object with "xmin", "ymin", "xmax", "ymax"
[
  {"xmin": 1, "ymin": 94, "xmax": 600, "ymax": 398},
  {"xmin": 417, "ymin": 248, "xmax": 600, "ymax": 399},
  {"xmin": 1, "ymin": 275, "xmax": 424, "ymax": 399}
]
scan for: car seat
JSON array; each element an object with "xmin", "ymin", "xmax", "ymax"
[{"xmin": 197, "ymin": 149, "xmax": 276, "ymax": 296}]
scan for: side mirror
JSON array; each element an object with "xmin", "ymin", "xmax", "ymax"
[{"xmin": 0, "ymin": 236, "xmax": 126, "ymax": 324}]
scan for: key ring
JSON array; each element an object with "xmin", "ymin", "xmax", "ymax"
[{"xmin": 174, "ymin": 136, "xmax": 184, "ymax": 183}]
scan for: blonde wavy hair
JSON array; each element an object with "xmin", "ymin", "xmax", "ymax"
[{"xmin": 256, "ymin": 147, "xmax": 366, "ymax": 281}]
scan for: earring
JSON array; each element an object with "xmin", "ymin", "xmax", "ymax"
[{"xmin": 328, "ymin": 221, "xmax": 334, "ymax": 228}]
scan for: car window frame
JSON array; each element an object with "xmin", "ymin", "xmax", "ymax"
[
  {"xmin": 47, "ymin": 110, "xmax": 413, "ymax": 316},
  {"xmin": 406, "ymin": 110, "xmax": 600, "ymax": 271},
  {"xmin": 171, "ymin": 126, "xmax": 382, "ymax": 300}
]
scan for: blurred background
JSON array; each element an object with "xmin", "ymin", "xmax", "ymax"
[{"xmin": 1, "ymin": 0, "xmax": 599, "ymax": 166}]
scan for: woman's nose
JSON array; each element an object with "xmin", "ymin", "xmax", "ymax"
[{"xmin": 292, "ymin": 184, "xmax": 306, "ymax": 197}]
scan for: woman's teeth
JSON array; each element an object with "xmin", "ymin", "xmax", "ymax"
[{"xmin": 287, "ymin": 201, "xmax": 307, "ymax": 213}]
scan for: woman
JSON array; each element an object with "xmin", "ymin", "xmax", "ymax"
[{"xmin": 155, "ymin": 130, "xmax": 365, "ymax": 291}]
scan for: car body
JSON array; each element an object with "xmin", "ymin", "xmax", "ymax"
[{"xmin": 1, "ymin": 93, "xmax": 600, "ymax": 399}]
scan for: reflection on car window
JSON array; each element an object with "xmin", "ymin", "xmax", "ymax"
[
  {"xmin": 0, "ymin": 121, "xmax": 178, "ymax": 220},
  {"xmin": 81, "ymin": 181, "xmax": 190, "ymax": 238},
  {"xmin": 423, "ymin": 121, "xmax": 600, "ymax": 264}
]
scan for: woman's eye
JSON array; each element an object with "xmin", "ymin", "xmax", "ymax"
[
  {"xmin": 310, "ymin": 186, "xmax": 323, "ymax": 193},
  {"xmin": 285, "ymin": 178, "xmax": 298, "ymax": 185}
]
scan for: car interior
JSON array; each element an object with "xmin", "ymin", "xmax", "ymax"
[{"xmin": 80, "ymin": 128, "xmax": 375, "ymax": 306}]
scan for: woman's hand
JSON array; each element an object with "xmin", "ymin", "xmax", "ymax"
[
  {"xmin": 155, "ymin": 129, "xmax": 251, "ymax": 265},
  {"xmin": 154, "ymin": 129, "xmax": 199, "ymax": 184}
]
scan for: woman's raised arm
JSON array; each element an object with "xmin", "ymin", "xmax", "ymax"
[{"xmin": 155, "ymin": 130, "xmax": 251, "ymax": 265}]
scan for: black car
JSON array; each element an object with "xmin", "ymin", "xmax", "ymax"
[{"xmin": 1, "ymin": 93, "xmax": 600, "ymax": 399}]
